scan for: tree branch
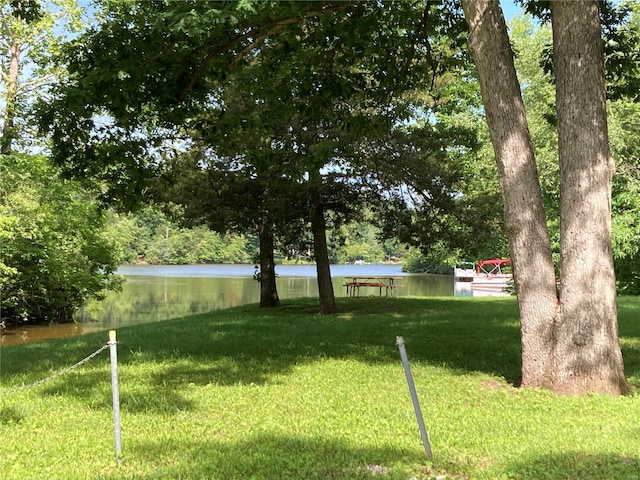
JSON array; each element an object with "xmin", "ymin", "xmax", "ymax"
[{"xmin": 179, "ymin": 1, "xmax": 353, "ymax": 102}]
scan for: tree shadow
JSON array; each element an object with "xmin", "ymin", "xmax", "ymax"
[
  {"xmin": 3, "ymin": 296, "xmax": 640, "ymax": 410},
  {"xmin": 119, "ymin": 433, "xmax": 430, "ymax": 480},
  {"xmin": 0, "ymin": 297, "xmax": 520, "ymax": 412},
  {"xmin": 130, "ymin": 297, "xmax": 524, "ymax": 385},
  {"xmin": 59, "ymin": 297, "xmax": 520, "ymax": 401},
  {"xmin": 504, "ymin": 451, "xmax": 640, "ymax": 479},
  {"xmin": 36, "ymin": 369, "xmax": 197, "ymax": 414}
]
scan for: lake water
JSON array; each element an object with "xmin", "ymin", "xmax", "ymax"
[{"xmin": 1, "ymin": 264, "xmax": 458, "ymax": 346}]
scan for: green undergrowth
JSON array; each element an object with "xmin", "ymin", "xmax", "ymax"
[{"xmin": 1, "ymin": 296, "xmax": 639, "ymax": 479}]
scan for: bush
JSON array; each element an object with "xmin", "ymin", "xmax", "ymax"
[
  {"xmin": 402, "ymin": 248, "xmax": 454, "ymax": 274},
  {"xmin": 0, "ymin": 154, "xmax": 122, "ymax": 324}
]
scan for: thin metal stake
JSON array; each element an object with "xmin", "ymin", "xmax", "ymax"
[
  {"xmin": 109, "ymin": 330, "xmax": 123, "ymax": 466},
  {"xmin": 396, "ymin": 336, "xmax": 433, "ymax": 461}
]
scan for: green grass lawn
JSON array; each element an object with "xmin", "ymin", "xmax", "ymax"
[{"xmin": 1, "ymin": 296, "xmax": 639, "ymax": 479}]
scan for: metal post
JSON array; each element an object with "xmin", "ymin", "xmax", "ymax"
[
  {"xmin": 396, "ymin": 336, "xmax": 433, "ymax": 461},
  {"xmin": 109, "ymin": 330, "xmax": 122, "ymax": 466}
]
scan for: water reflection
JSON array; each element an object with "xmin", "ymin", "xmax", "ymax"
[{"xmin": 1, "ymin": 264, "xmax": 455, "ymax": 346}]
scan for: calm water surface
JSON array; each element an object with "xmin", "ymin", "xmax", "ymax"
[{"xmin": 1, "ymin": 264, "xmax": 456, "ymax": 346}]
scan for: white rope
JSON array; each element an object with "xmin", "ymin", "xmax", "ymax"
[{"xmin": 0, "ymin": 343, "xmax": 110, "ymax": 394}]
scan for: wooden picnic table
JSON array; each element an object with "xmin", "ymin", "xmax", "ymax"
[{"xmin": 343, "ymin": 276, "xmax": 405, "ymax": 297}]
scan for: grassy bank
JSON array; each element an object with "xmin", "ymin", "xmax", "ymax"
[{"xmin": 1, "ymin": 296, "xmax": 639, "ymax": 479}]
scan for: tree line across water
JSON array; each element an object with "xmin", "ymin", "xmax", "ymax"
[{"xmin": 112, "ymin": 204, "xmax": 414, "ymax": 267}]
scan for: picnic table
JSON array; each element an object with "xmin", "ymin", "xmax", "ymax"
[{"xmin": 343, "ymin": 276, "xmax": 405, "ymax": 297}]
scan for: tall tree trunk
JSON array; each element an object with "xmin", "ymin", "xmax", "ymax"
[
  {"xmin": 1, "ymin": 37, "xmax": 20, "ymax": 155},
  {"xmin": 310, "ymin": 170, "xmax": 337, "ymax": 315},
  {"xmin": 461, "ymin": 0, "xmax": 559, "ymax": 387},
  {"xmin": 258, "ymin": 216, "xmax": 280, "ymax": 308},
  {"xmin": 551, "ymin": 1, "xmax": 629, "ymax": 395}
]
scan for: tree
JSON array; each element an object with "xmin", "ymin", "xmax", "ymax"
[
  {"xmin": 0, "ymin": 0, "xmax": 124, "ymax": 325},
  {"xmin": 462, "ymin": 0, "xmax": 629, "ymax": 394},
  {"xmin": 41, "ymin": 0, "xmax": 473, "ymax": 315},
  {"xmin": 165, "ymin": 144, "xmax": 303, "ymax": 308},
  {"xmin": 551, "ymin": 0, "xmax": 627, "ymax": 394},
  {"xmin": 0, "ymin": 154, "xmax": 122, "ymax": 324},
  {"xmin": 610, "ymin": 93, "xmax": 640, "ymax": 292},
  {"xmin": 200, "ymin": 1, "xmax": 462, "ymax": 314},
  {"xmin": 367, "ymin": 119, "xmax": 507, "ymax": 264},
  {"xmin": 510, "ymin": 10, "xmax": 640, "ymax": 294},
  {"xmin": 1, "ymin": 0, "xmax": 82, "ymax": 154},
  {"xmin": 38, "ymin": 0, "xmax": 345, "ymax": 310},
  {"xmin": 602, "ymin": 2, "xmax": 640, "ymax": 293}
]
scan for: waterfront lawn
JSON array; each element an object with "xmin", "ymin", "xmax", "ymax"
[{"xmin": 1, "ymin": 296, "xmax": 640, "ymax": 479}]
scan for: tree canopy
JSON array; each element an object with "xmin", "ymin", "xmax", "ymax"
[{"xmin": 39, "ymin": 0, "xmax": 499, "ymax": 312}]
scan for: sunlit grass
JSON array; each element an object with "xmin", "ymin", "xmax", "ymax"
[{"xmin": 1, "ymin": 296, "xmax": 639, "ymax": 479}]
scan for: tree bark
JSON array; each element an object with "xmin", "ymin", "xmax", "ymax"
[
  {"xmin": 310, "ymin": 170, "xmax": 337, "ymax": 315},
  {"xmin": 551, "ymin": 1, "xmax": 629, "ymax": 395},
  {"xmin": 258, "ymin": 216, "xmax": 280, "ymax": 308},
  {"xmin": 462, "ymin": 0, "xmax": 559, "ymax": 388},
  {"xmin": 1, "ymin": 37, "xmax": 20, "ymax": 155}
]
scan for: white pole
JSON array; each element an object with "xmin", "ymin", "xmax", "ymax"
[
  {"xmin": 396, "ymin": 336, "xmax": 433, "ymax": 461},
  {"xmin": 109, "ymin": 330, "xmax": 122, "ymax": 466}
]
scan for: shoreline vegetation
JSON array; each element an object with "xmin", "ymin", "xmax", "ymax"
[{"xmin": 1, "ymin": 296, "xmax": 639, "ymax": 479}]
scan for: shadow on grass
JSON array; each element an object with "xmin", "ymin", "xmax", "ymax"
[
  {"xmin": 35, "ymin": 369, "xmax": 199, "ymax": 414},
  {"xmin": 0, "ymin": 297, "xmax": 524, "ymax": 412},
  {"xmin": 504, "ymin": 451, "xmax": 640, "ymax": 480},
  {"xmin": 117, "ymin": 431, "xmax": 640, "ymax": 480},
  {"xmin": 114, "ymin": 433, "xmax": 429, "ymax": 480},
  {"xmin": 3, "ymin": 296, "xmax": 640, "ymax": 407},
  {"xmin": 105, "ymin": 296, "xmax": 525, "ymax": 392}
]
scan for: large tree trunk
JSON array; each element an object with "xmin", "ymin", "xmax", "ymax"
[
  {"xmin": 462, "ymin": 0, "xmax": 559, "ymax": 388},
  {"xmin": 551, "ymin": 1, "xmax": 629, "ymax": 395},
  {"xmin": 1, "ymin": 37, "xmax": 20, "ymax": 155},
  {"xmin": 310, "ymin": 171, "xmax": 337, "ymax": 315},
  {"xmin": 258, "ymin": 217, "xmax": 280, "ymax": 308}
]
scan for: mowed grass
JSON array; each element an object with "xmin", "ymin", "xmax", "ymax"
[{"xmin": 1, "ymin": 296, "xmax": 640, "ymax": 479}]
